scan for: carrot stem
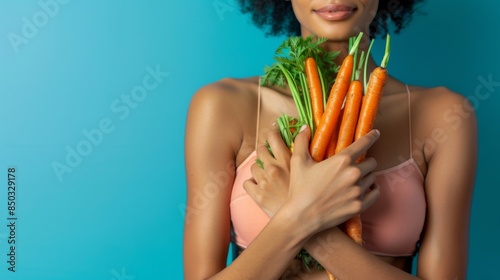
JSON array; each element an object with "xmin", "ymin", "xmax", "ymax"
[
  {"xmin": 277, "ymin": 64, "xmax": 307, "ymax": 123},
  {"xmin": 300, "ymin": 73, "xmax": 314, "ymax": 132},
  {"xmin": 352, "ymin": 41, "xmax": 358, "ymax": 82},
  {"xmin": 318, "ymin": 65, "xmax": 327, "ymax": 111},
  {"xmin": 363, "ymin": 39, "xmax": 374, "ymax": 93},
  {"xmin": 349, "ymin": 33, "xmax": 363, "ymax": 56},
  {"xmin": 381, "ymin": 34, "xmax": 391, "ymax": 68},
  {"xmin": 355, "ymin": 51, "xmax": 365, "ymax": 81}
]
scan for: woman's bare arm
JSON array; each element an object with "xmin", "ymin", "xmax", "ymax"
[
  {"xmin": 416, "ymin": 89, "xmax": 477, "ymax": 279},
  {"xmin": 183, "ymin": 83, "xmax": 237, "ymax": 279}
]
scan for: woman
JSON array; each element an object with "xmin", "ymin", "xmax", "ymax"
[{"xmin": 183, "ymin": 0, "xmax": 477, "ymax": 279}]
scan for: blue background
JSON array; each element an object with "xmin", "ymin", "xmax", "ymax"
[{"xmin": 0, "ymin": 0, "xmax": 498, "ymax": 279}]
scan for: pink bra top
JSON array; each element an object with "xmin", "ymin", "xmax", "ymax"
[
  {"xmin": 230, "ymin": 152, "xmax": 425, "ymax": 256},
  {"xmin": 229, "ymin": 84, "xmax": 426, "ymax": 257}
]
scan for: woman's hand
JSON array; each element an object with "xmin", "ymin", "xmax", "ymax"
[
  {"xmin": 279, "ymin": 125, "xmax": 380, "ymax": 237},
  {"xmin": 244, "ymin": 127, "xmax": 292, "ymax": 218}
]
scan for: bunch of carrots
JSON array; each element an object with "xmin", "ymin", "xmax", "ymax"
[{"xmin": 261, "ymin": 32, "xmax": 391, "ymax": 277}]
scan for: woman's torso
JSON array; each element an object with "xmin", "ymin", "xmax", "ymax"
[{"xmin": 226, "ymin": 76, "xmax": 431, "ymax": 274}]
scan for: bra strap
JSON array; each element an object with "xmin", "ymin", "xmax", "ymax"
[
  {"xmin": 255, "ymin": 78, "xmax": 262, "ymax": 150},
  {"xmin": 405, "ymin": 84, "xmax": 413, "ymax": 159}
]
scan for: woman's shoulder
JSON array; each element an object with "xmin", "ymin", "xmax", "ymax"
[
  {"xmin": 404, "ymin": 85, "xmax": 477, "ymax": 170},
  {"xmin": 409, "ymin": 85, "xmax": 476, "ymax": 122},
  {"xmin": 409, "ymin": 85, "xmax": 477, "ymax": 151},
  {"xmin": 188, "ymin": 76, "xmax": 261, "ymax": 123},
  {"xmin": 190, "ymin": 77, "xmax": 260, "ymax": 108},
  {"xmin": 186, "ymin": 77, "xmax": 262, "ymax": 150},
  {"xmin": 411, "ymin": 85, "xmax": 469, "ymax": 103},
  {"xmin": 187, "ymin": 77, "xmax": 261, "ymax": 125},
  {"xmin": 386, "ymin": 84, "xmax": 475, "ymax": 126}
]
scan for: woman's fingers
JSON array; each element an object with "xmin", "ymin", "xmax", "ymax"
[
  {"xmin": 337, "ymin": 129, "xmax": 380, "ymax": 161},
  {"xmin": 250, "ymin": 160, "xmax": 264, "ymax": 180},
  {"xmin": 243, "ymin": 177, "xmax": 257, "ymax": 191},
  {"xmin": 356, "ymin": 157, "xmax": 377, "ymax": 180},
  {"xmin": 358, "ymin": 170, "xmax": 376, "ymax": 193},
  {"xmin": 256, "ymin": 145, "xmax": 272, "ymax": 167},
  {"xmin": 254, "ymin": 125, "xmax": 381, "ymax": 229},
  {"xmin": 243, "ymin": 179, "xmax": 268, "ymax": 215},
  {"xmin": 290, "ymin": 125, "xmax": 311, "ymax": 159},
  {"xmin": 292, "ymin": 127, "xmax": 379, "ymax": 167},
  {"xmin": 255, "ymin": 127, "xmax": 290, "ymax": 168},
  {"xmin": 265, "ymin": 129, "xmax": 291, "ymax": 162},
  {"xmin": 360, "ymin": 183, "xmax": 380, "ymax": 212}
]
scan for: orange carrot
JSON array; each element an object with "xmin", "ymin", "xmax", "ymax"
[
  {"xmin": 309, "ymin": 33, "xmax": 363, "ymax": 162},
  {"xmin": 334, "ymin": 54, "xmax": 365, "ymax": 248},
  {"xmin": 325, "ymin": 108, "xmax": 343, "ymax": 159},
  {"xmin": 344, "ymin": 36, "xmax": 390, "ymax": 249},
  {"xmin": 354, "ymin": 34, "xmax": 390, "ymax": 153},
  {"xmin": 335, "ymin": 80, "xmax": 363, "ymax": 154},
  {"xmin": 345, "ymin": 214, "xmax": 363, "ymax": 245},
  {"xmin": 305, "ymin": 57, "xmax": 324, "ymax": 130},
  {"xmin": 309, "ymin": 54, "xmax": 352, "ymax": 162},
  {"xmin": 354, "ymin": 67, "xmax": 388, "ymax": 162}
]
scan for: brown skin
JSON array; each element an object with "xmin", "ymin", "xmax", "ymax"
[{"xmin": 183, "ymin": 0, "xmax": 477, "ymax": 279}]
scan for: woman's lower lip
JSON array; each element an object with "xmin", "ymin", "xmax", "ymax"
[{"xmin": 315, "ymin": 9, "xmax": 355, "ymax": 21}]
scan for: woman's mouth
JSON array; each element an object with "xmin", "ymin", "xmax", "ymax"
[{"xmin": 314, "ymin": 4, "xmax": 357, "ymax": 21}]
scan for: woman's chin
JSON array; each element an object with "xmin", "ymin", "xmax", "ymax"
[{"xmin": 302, "ymin": 25, "xmax": 366, "ymax": 42}]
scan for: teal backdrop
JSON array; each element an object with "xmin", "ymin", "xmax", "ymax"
[{"xmin": 0, "ymin": 0, "xmax": 498, "ymax": 279}]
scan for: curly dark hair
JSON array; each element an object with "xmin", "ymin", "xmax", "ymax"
[{"xmin": 238, "ymin": 0, "xmax": 425, "ymax": 37}]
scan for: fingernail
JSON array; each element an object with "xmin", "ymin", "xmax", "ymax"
[
  {"xmin": 299, "ymin": 125, "xmax": 307, "ymax": 132},
  {"xmin": 374, "ymin": 129, "xmax": 380, "ymax": 136}
]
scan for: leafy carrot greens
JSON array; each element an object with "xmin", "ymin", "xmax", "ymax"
[{"xmin": 261, "ymin": 35, "xmax": 340, "ymax": 140}]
